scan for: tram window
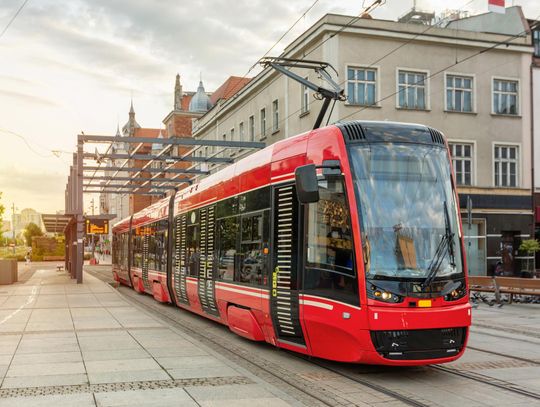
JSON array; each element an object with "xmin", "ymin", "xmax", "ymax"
[
  {"xmin": 186, "ymin": 223, "xmax": 199, "ymax": 277},
  {"xmin": 306, "ymin": 178, "xmax": 355, "ymax": 277},
  {"xmin": 158, "ymin": 220, "xmax": 168, "ymax": 272},
  {"xmin": 122, "ymin": 233, "xmax": 128, "ymax": 268},
  {"xmin": 132, "ymin": 233, "xmax": 143, "ymax": 268},
  {"xmin": 237, "ymin": 212, "xmax": 269, "ymax": 286},
  {"xmin": 217, "ymin": 217, "xmax": 239, "ymax": 281},
  {"xmin": 112, "ymin": 235, "xmax": 118, "ymax": 265},
  {"xmin": 239, "ymin": 187, "xmax": 271, "ymax": 213},
  {"xmin": 217, "ymin": 196, "xmax": 238, "ymax": 218},
  {"xmin": 148, "ymin": 227, "xmax": 157, "ymax": 271}
]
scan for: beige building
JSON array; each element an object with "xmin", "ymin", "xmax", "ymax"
[{"xmin": 193, "ymin": 8, "xmax": 534, "ymax": 276}]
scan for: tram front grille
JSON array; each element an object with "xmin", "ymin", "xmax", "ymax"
[{"xmin": 370, "ymin": 327, "xmax": 467, "ymax": 360}]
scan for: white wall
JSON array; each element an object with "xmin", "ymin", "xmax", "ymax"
[{"xmin": 534, "ymin": 67, "xmax": 540, "ymax": 191}]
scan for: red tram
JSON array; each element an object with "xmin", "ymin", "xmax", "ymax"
[{"xmin": 112, "ymin": 120, "xmax": 472, "ymax": 365}]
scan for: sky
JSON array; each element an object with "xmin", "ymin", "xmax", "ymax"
[{"xmin": 0, "ymin": 0, "xmax": 538, "ymax": 217}]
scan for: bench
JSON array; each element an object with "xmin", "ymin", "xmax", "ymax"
[
  {"xmin": 468, "ymin": 276, "xmax": 499, "ymax": 306},
  {"xmin": 494, "ymin": 277, "xmax": 540, "ymax": 304},
  {"xmin": 469, "ymin": 276, "xmax": 540, "ymax": 305}
]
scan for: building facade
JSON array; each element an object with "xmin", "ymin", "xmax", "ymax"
[{"xmin": 193, "ymin": 9, "xmax": 534, "ymax": 276}]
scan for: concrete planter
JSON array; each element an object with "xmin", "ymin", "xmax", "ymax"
[{"xmin": 0, "ymin": 259, "xmax": 17, "ymax": 284}]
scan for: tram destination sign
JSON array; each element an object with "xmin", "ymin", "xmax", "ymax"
[{"xmin": 85, "ymin": 218, "xmax": 109, "ymax": 235}]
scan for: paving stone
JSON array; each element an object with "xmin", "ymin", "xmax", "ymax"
[
  {"xmin": 0, "ymin": 393, "xmax": 95, "ymax": 407},
  {"xmin": 11, "ymin": 351, "xmax": 82, "ymax": 365},
  {"xmin": 88, "ymin": 369, "xmax": 170, "ymax": 384},
  {"xmin": 25, "ymin": 309, "xmax": 73, "ymax": 331},
  {"xmin": 1, "ymin": 373, "xmax": 89, "ymax": 388},
  {"xmin": 71, "ymin": 307, "xmax": 121, "ymax": 330},
  {"xmin": 168, "ymin": 365, "xmax": 239, "ymax": 380},
  {"xmin": 94, "ymin": 387, "xmax": 198, "ymax": 406},
  {"xmin": 184, "ymin": 383, "xmax": 275, "ymax": 401},
  {"xmin": 85, "ymin": 358, "xmax": 163, "ymax": 374},
  {"xmin": 197, "ymin": 398, "xmax": 294, "ymax": 407},
  {"xmin": 6, "ymin": 361, "xmax": 86, "ymax": 377}
]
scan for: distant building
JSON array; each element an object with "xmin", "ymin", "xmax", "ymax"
[
  {"xmin": 12, "ymin": 208, "xmax": 43, "ymax": 235},
  {"xmin": 100, "ymin": 74, "xmax": 216, "ymax": 236},
  {"xmin": 1, "ymin": 220, "xmax": 11, "ymax": 235},
  {"xmin": 192, "ymin": 7, "xmax": 534, "ymax": 277}
]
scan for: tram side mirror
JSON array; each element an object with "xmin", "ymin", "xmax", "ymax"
[{"xmin": 295, "ymin": 164, "xmax": 319, "ymax": 204}]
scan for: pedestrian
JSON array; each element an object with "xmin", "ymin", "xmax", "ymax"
[
  {"xmin": 25, "ymin": 251, "xmax": 31, "ymax": 265},
  {"xmin": 494, "ymin": 261, "xmax": 503, "ymax": 277}
]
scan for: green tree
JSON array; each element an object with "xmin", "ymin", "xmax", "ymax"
[
  {"xmin": 519, "ymin": 239, "xmax": 540, "ymax": 275},
  {"xmin": 23, "ymin": 222, "xmax": 43, "ymax": 247}
]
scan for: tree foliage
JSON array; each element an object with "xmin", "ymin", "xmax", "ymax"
[
  {"xmin": 519, "ymin": 239, "xmax": 540, "ymax": 274},
  {"xmin": 23, "ymin": 222, "xmax": 43, "ymax": 246},
  {"xmin": 519, "ymin": 239, "xmax": 540, "ymax": 254}
]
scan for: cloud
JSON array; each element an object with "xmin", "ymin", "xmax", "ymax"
[
  {"xmin": 0, "ymin": 166, "xmax": 67, "ymax": 213},
  {"xmin": 0, "ymin": 89, "xmax": 59, "ymax": 107}
]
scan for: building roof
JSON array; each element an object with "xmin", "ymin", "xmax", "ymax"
[
  {"xmin": 210, "ymin": 76, "xmax": 252, "ymax": 105},
  {"xmin": 446, "ymin": 6, "xmax": 528, "ymax": 36},
  {"xmin": 181, "ymin": 93, "xmax": 193, "ymax": 111},
  {"xmin": 189, "ymin": 81, "xmax": 213, "ymax": 112}
]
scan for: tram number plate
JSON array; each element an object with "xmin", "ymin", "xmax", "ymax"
[{"xmin": 418, "ymin": 299, "xmax": 432, "ymax": 308}]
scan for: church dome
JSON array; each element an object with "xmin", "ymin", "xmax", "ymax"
[{"xmin": 189, "ymin": 80, "xmax": 212, "ymax": 112}]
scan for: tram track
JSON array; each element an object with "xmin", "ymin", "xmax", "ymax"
[
  {"xmin": 466, "ymin": 345, "xmax": 540, "ymax": 366},
  {"xmin": 428, "ymin": 365, "xmax": 540, "ymax": 401},
  {"xmin": 88, "ymin": 268, "xmax": 539, "ymax": 406}
]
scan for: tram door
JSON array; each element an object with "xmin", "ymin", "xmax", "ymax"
[
  {"xmin": 141, "ymin": 233, "xmax": 151, "ymax": 290},
  {"xmin": 171, "ymin": 214, "xmax": 190, "ymax": 306},
  {"xmin": 197, "ymin": 206, "xmax": 219, "ymax": 316},
  {"xmin": 270, "ymin": 184, "xmax": 305, "ymax": 346}
]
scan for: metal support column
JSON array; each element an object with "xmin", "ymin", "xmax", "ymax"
[{"xmin": 76, "ymin": 137, "xmax": 84, "ymax": 284}]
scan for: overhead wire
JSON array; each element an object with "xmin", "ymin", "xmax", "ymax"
[
  {"xmin": 0, "ymin": 127, "xmax": 55, "ymax": 158},
  {"xmin": 0, "ymin": 0, "xmax": 30, "ymax": 40},
  {"xmin": 192, "ymin": 0, "xmax": 387, "ymax": 163}
]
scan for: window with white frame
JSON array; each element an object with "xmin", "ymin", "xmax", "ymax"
[
  {"xmin": 301, "ymin": 79, "xmax": 309, "ymax": 114},
  {"xmin": 449, "ymin": 142, "xmax": 473, "ymax": 186},
  {"xmin": 347, "ymin": 67, "xmax": 376, "ymax": 105},
  {"xmin": 260, "ymin": 108, "xmax": 266, "ymax": 138},
  {"xmin": 272, "ymin": 99, "xmax": 279, "ymax": 132},
  {"xmin": 397, "ymin": 70, "xmax": 427, "ymax": 109},
  {"xmin": 249, "ymin": 115, "xmax": 254, "ymax": 141},
  {"xmin": 493, "ymin": 79, "xmax": 519, "ymax": 115},
  {"xmin": 494, "ymin": 145, "xmax": 518, "ymax": 187},
  {"xmin": 446, "ymin": 75, "xmax": 473, "ymax": 112},
  {"xmin": 239, "ymin": 122, "xmax": 244, "ymax": 141}
]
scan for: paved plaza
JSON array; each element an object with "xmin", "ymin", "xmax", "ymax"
[
  {"xmin": 0, "ymin": 263, "xmax": 298, "ymax": 406},
  {"xmin": 0, "ymin": 262, "xmax": 538, "ymax": 406}
]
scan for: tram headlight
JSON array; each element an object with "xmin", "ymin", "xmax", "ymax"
[
  {"xmin": 443, "ymin": 283, "xmax": 466, "ymax": 301},
  {"xmin": 369, "ymin": 285, "xmax": 403, "ymax": 303}
]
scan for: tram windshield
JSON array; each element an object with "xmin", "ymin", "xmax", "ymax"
[{"xmin": 349, "ymin": 143, "xmax": 463, "ymax": 280}]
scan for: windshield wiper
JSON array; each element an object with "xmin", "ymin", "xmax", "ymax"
[{"xmin": 421, "ymin": 201, "xmax": 456, "ymax": 289}]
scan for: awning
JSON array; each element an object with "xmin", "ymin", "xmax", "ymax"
[{"xmin": 41, "ymin": 214, "xmax": 71, "ymax": 233}]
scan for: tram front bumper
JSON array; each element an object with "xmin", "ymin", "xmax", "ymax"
[{"xmin": 362, "ymin": 302, "xmax": 472, "ymax": 365}]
